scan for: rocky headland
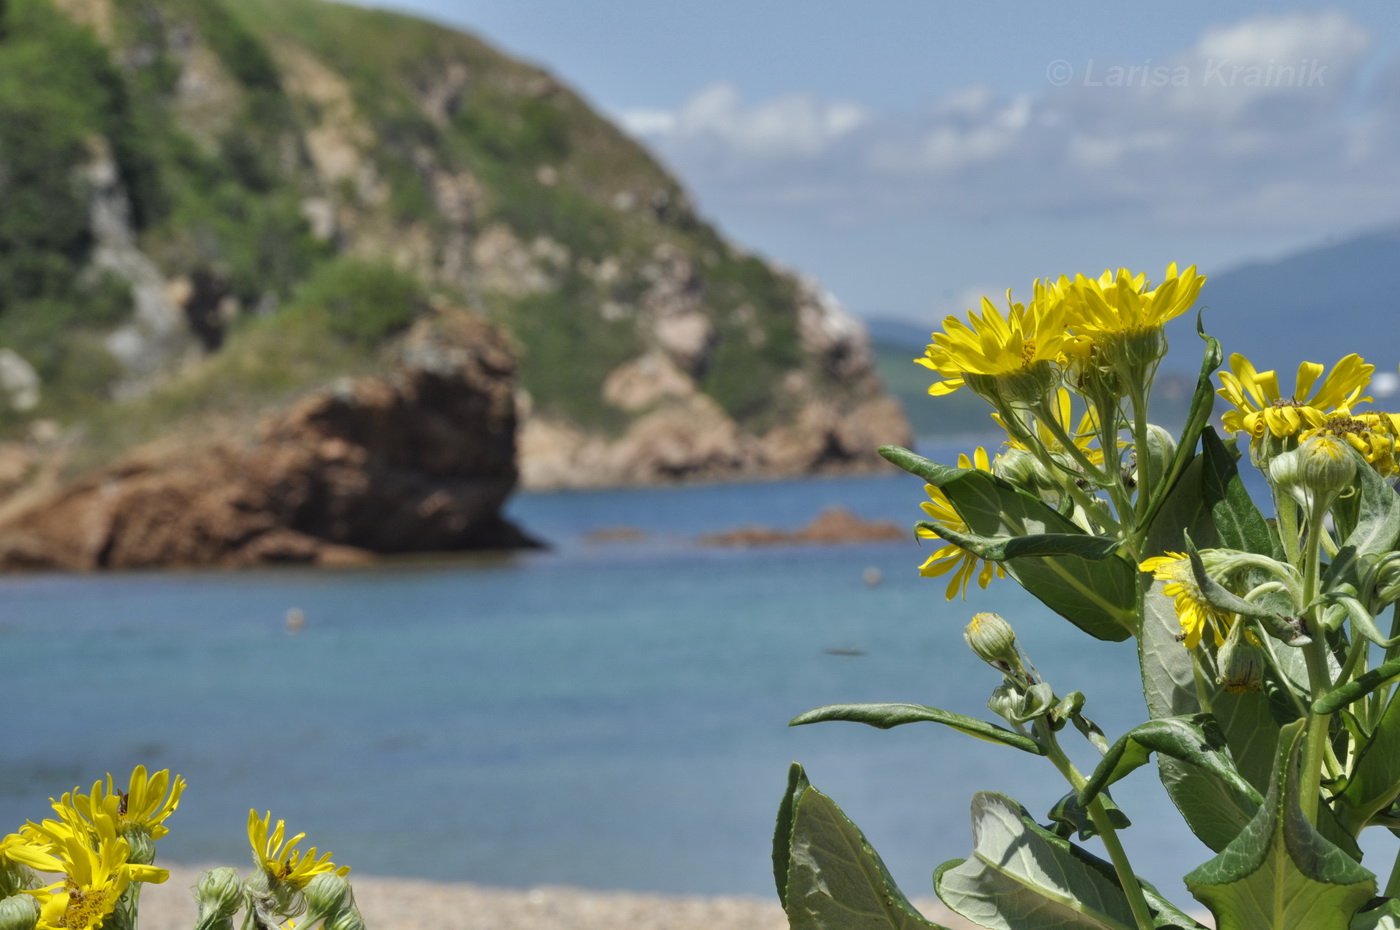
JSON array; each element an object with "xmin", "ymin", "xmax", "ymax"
[{"xmin": 0, "ymin": 311, "xmax": 531, "ymax": 569}]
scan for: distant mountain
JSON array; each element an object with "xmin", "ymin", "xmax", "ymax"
[{"xmin": 1187, "ymin": 225, "xmax": 1400, "ymax": 379}]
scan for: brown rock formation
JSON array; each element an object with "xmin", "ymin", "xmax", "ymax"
[
  {"xmin": 696, "ymin": 507, "xmax": 906, "ymax": 548},
  {"xmin": 0, "ymin": 312, "xmax": 532, "ymax": 570}
]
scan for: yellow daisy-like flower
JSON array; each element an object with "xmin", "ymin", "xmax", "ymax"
[
  {"xmin": 249, "ymin": 811, "xmax": 350, "ymax": 889},
  {"xmin": 24, "ymin": 826, "xmax": 167, "ymax": 930},
  {"xmin": 68, "ymin": 766, "xmax": 185, "ymax": 842},
  {"xmin": 917, "ymin": 449, "xmax": 1008, "ymax": 600},
  {"xmin": 1217, "ymin": 353, "xmax": 1374, "ymax": 441},
  {"xmin": 1065, "ymin": 263, "xmax": 1204, "ymax": 336},
  {"xmin": 918, "ymin": 279, "xmax": 1071, "ymax": 401},
  {"xmin": 1139, "ymin": 552, "xmax": 1234, "ymax": 649}
]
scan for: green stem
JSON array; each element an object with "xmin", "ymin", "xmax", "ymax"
[
  {"xmin": 1034, "ymin": 719, "xmax": 1155, "ymax": 930},
  {"xmin": 1386, "ymin": 845, "xmax": 1400, "ymax": 899},
  {"xmin": 1299, "ymin": 497, "xmax": 1333, "ymax": 824}
]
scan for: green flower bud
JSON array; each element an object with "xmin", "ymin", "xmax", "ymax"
[
  {"xmin": 986, "ymin": 683, "xmax": 1023, "ymax": 724},
  {"xmin": 994, "ymin": 448, "xmax": 1059, "ymax": 497},
  {"xmin": 192, "ymin": 867, "xmax": 243, "ymax": 930},
  {"xmin": 1216, "ymin": 625, "xmax": 1265, "ymax": 694},
  {"xmin": 964, "ymin": 613, "xmax": 1021, "ymax": 673},
  {"xmin": 1271, "ymin": 434, "xmax": 1357, "ymax": 512},
  {"xmin": 303, "ymin": 873, "xmax": 355, "ymax": 930},
  {"xmin": 1133, "ymin": 424, "xmax": 1176, "ymax": 492},
  {"xmin": 0, "ymin": 896, "xmax": 37, "ymax": 930}
]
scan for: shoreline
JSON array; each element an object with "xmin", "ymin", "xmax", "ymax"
[{"xmin": 137, "ymin": 865, "xmax": 985, "ymax": 930}]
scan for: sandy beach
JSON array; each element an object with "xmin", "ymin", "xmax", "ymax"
[{"xmin": 135, "ymin": 865, "xmax": 984, "ymax": 930}]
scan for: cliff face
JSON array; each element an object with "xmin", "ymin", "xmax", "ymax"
[
  {"xmin": 0, "ymin": 0, "xmax": 909, "ymax": 495},
  {"xmin": 0, "ymin": 310, "xmax": 529, "ymax": 569}
]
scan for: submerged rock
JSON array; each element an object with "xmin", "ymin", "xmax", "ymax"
[{"xmin": 0, "ymin": 312, "xmax": 534, "ymax": 570}]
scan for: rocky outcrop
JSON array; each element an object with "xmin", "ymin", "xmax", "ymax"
[
  {"xmin": 0, "ymin": 312, "xmax": 530, "ymax": 570},
  {"xmin": 696, "ymin": 507, "xmax": 906, "ymax": 548}
]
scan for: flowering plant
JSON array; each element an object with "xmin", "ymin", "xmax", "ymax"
[
  {"xmin": 773, "ymin": 264, "xmax": 1400, "ymax": 929},
  {"xmin": 0, "ymin": 767, "xmax": 363, "ymax": 930}
]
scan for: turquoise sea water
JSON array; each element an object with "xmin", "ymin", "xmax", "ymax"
[{"xmin": 3, "ymin": 442, "xmax": 1385, "ymax": 903}]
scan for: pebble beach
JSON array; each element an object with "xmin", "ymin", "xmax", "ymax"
[{"xmin": 136, "ymin": 866, "xmax": 984, "ymax": 930}]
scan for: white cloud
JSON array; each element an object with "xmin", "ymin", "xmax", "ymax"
[{"xmin": 618, "ymin": 12, "xmax": 1400, "ymax": 235}]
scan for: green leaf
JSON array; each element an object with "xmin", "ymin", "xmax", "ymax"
[
  {"xmin": 774, "ymin": 762, "xmax": 809, "ymax": 908},
  {"xmin": 916, "ymin": 524, "xmax": 1122, "ymax": 561},
  {"xmin": 1185, "ymin": 721, "xmax": 1377, "ymax": 930},
  {"xmin": 1199, "ymin": 426, "xmax": 1281, "ymax": 559},
  {"xmin": 1079, "ymin": 714, "xmax": 1262, "ymax": 813},
  {"xmin": 1139, "ymin": 316, "xmax": 1223, "ymax": 532},
  {"xmin": 1342, "ymin": 449, "xmax": 1400, "ymax": 559},
  {"xmin": 1048, "ymin": 790, "xmax": 1131, "ymax": 841},
  {"xmin": 1314, "ymin": 654, "xmax": 1400, "ymax": 715},
  {"xmin": 1336, "ymin": 690, "xmax": 1400, "ymax": 834},
  {"xmin": 790, "ymin": 703, "xmax": 1045, "ymax": 755},
  {"xmin": 775, "ymin": 763, "xmax": 949, "ymax": 930},
  {"xmin": 880, "ymin": 444, "xmax": 1136, "ymax": 640},
  {"xmin": 935, "ymin": 792, "xmax": 1206, "ymax": 930}
]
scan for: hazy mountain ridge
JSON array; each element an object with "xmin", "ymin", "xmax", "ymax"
[{"xmin": 0, "ymin": 0, "xmax": 907, "ymax": 491}]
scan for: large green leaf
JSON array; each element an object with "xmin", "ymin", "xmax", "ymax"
[
  {"xmin": 881, "ymin": 445, "xmax": 1136, "ymax": 641},
  {"xmin": 1185, "ymin": 722, "xmax": 1377, "ymax": 930},
  {"xmin": 789, "ymin": 703, "xmax": 1045, "ymax": 755},
  {"xmin": 1199, "ymin": 426, "xmax": 1280, "ymax": 560},
  {"xmin": 1336, "ymin": 690, "xmax": 1400, "ymax": 835},
  {"xmin": 1078, "ymin": 715, "xmax": 1261, "ymax": 811},
  {"xmin": 773, "ymin": 763, "xmax": 949, "ymax": 930},
  {"xmin": 917, "ymin": 523, "xmax": 1122, "ymax": 561},
  {"xmin": 934, "ymin": 792, "xmax": 1205, "ymax": 930},
  {"xmin": 1342, "ymin": 448, "xmax": 1400, "ymax": 559}
]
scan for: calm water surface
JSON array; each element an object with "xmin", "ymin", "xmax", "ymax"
[{"xmin": 3, "ymin": 442, "xmax": 1383, "ymax": 903}]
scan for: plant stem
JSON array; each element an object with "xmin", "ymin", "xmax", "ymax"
[
  {"xmin": 1035, "ymin": 719, "xmax": 1156, "ymax": 930},
  {"xmin": 1299, "ymin": 497, "xmax": 1333, "ymax": 824}
]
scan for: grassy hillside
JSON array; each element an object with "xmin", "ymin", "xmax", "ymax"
[{"xmin": 0, "ymin": 0, "xmax": 894, "ymax": 472}]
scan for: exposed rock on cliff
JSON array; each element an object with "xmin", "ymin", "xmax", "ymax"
[{"xmin": 0, "ymin": 312, "xmax": 530, "ymax": 570}]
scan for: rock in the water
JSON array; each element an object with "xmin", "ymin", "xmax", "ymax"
[{"xmin": 0, "ymin": 312, "xmax": 533, "ymax": 570}]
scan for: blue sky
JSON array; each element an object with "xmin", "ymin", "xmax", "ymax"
[{"xmin": 367, "ymin": 1, "xmax": 1400, "ymax": 325}]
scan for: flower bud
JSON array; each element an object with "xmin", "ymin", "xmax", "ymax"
[
  {"xmin": 1298, "ymin": 434, "xmax": 1357, "ymax": 491},
  {"xmin": 303, "ymin": 873, "xmax": 355, "ymax": 930},
  {"xmin": 0, "ymin": 896, "xmax": 37, "ymax": 930},
  {"xmin": 192, "ymin": 867, "xmax": 243, "ymax": 930},
  {"xmin": 994, "ymin": 449, "xmax": 1058, "ymax": 497},
  {"xmin": 1134, "ymin": 424, "xmax": 1176, "ymax": 492},
  {"xmin": 964, "ymin": 613, "xmax": 1021, "ymax": 673},
  {"xmin": 1216, "ymin": 625, "xmax": 1265, "ymax": 694}
]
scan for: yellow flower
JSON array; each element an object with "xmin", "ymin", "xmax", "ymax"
[
  {"xmin": 248, "ymin": 811, "xmax": 350, "ymax": 889},
  {"xmin": 1139, "ymin": 552, "xmax": 1234, "ymax": 649},
  {"xmin": 1066, "ymin": 263, "xmax": 1204, "ymax": 336},
  {"xmin": 67, "ymin": 766, "xmax": 184, "ymax": 842},
  {"xmin": 918, "ymin": 279, "xmax": 1071, "ymax": 401},
  {"xmin": 1217, "ymin": 353, "xmax": 1373, "ymax": 441},
  {"xmin": 917, "ymin": 449, "xmax": 1007, "ymax": 600},
  {"xmin": 24, "ymin": 826, "xmax": 166, "ymax": 930}
]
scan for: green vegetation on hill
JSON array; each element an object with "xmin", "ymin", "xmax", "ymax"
[{"xmin": 0, "ymin": 0, "xmax": 879, "ymax": 467}]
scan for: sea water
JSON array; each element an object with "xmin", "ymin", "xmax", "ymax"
[{"xmin": 1, "ymin": 443, "xmax": 1381, "ymax": 904}]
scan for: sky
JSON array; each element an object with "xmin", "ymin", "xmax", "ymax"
[{"xmin": 365, "ymin": 1, "xmax": 1400, "ymax": 326}]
